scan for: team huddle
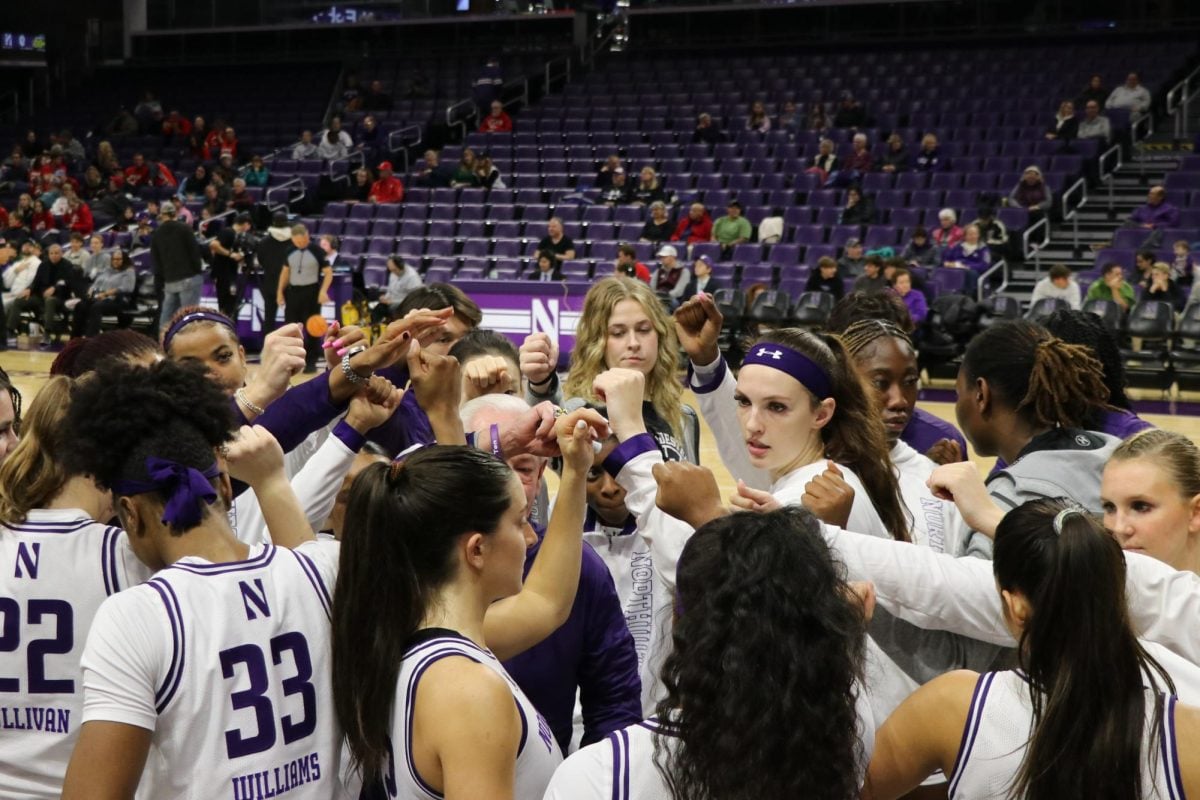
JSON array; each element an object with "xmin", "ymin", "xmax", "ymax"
[{"xmin": 1, "ymin": 275, "xmax": 1199, "ymax": 799}]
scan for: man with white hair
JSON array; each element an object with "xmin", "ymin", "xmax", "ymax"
[
  {"xmin": 932, "ymin": 208, "xmax": 964, "ymax": 249},
  {"xmin": 460, "ymin": 394, "xmax": 642, "ymax": 754}
]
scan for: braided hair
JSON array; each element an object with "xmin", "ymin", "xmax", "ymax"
[
  {"xmin": 838, "ymin": 318, "xmax": 913, "ymax": 359},
  {"xmin": 826, "ymin": 290, "xmax": 915, "ymax": 335}
]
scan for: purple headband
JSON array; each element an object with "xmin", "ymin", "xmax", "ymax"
[
  {"xmin": 162, "ymin": 311, "xmax": 236, "ymax": 351},
  {"xmin": 111, "ymin": 457, "xmax": 221, "ymax": 529},
  {"xmin": 741, "ymin": 343, "xmax": 833, "ymax": 400}
]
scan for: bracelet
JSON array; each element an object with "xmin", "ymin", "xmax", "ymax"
[
  {"xmin": 235, "ymin": 388, "xmax": 264, "ymax": 416},
  {"xmin": 341, "ymin": 353, "xmax": 371, "ymax": 387},
  {"xmin": 489, "ymin": 423, "xmax": 503, "ymax": 460},
  {"xmin": 529, "ymin": 373, "xmax": 554, "ymax": 389}
]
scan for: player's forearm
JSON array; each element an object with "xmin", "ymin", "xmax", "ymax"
[
  {"xmin": 249, "ymin": 472, "xmax": 315, "ymax": 549},
  {"xmin": 522, "ymin": 466, "xmax": 586, "ymax": 625}
]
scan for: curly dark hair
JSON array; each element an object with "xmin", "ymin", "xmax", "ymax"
[
  {"xmin": 826, "ymin": 290, "xmax": 915, "ymax": 335},
  {"xmin": 654, "ymin": 507, "xmax": 867, "ymax": 800},
  {"xmin": 1043, "ymin": 308, "xmax": 1132, "ymax": 411},
  {"xmin": 50, "ymin": 329, "xmax": 161, "ymax": 378},
  {"xmin": 64, "ymin": 359, "xmax": 235, "ymax": 530}
]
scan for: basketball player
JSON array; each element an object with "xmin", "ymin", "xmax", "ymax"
[{"xmin": 61, "ymin": 360, "xmax": 344, "ymax": 799}]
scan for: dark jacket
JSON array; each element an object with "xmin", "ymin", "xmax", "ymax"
[
  {"xmin": 256, "ymin": 226, "xmax": 293, "ymax": 280},
  {"xmin": 150, "ymin": 219, "xmax": 202, "ymax": 283}
]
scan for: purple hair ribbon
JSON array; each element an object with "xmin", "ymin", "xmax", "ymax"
[{"xmin": 111, "ymin": 457, "xmax": 221, "ymax": 529}]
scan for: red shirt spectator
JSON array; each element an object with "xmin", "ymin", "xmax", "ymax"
[
  {"xmin": 64, "ymin": 201, "xmax": 94, "ymax": 235},
  {"xmin": 162, "ymin": 111, "xmax": 192, "ymax": 138},
  {"xmin": 216, "ymin": 127, "xmax": 238, "ymax": 160},
  {"xmin": 369, "ymin": 162, "xmax": 405, "ymax": 203},
  {"xmin": 124, "ymin": 154, "xmax": 151, "ymax": 187},
  {"xmin": 479, "ymin": 100, "xmax": 513, "ymax": 133},
  {"xmin": 30, "ymin": 207, "xmax": 55, "ymax": 233},
  {"xmin": 670, "ymin": 203, "xmax": 714, "ymax": 244}
]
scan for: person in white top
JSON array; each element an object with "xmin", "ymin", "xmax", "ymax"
[
  {"xmin": 863, "ymin": 499, "xmax": 1200, "ymax": 799},
  {"xmin": 1106, "ymin": 71, "xmax": 1153, "ymax": 115},
  {"xmin": 545, "ymin": 506, "xmax": 876, "ymax": 800},
  {"xmin": 0, "ymin": 377, "xmax": 151, "ymax": 799},
  {"xmin": 61, "ymin": 360, "xmax": 345, "ymax": 799},
  {"xmin": 331, "ymin": 405, "xmax": 608, "ymax": 799},
  {"xmin": 673, "ymin": 292, "xmax": 908, "ymax": 541}
]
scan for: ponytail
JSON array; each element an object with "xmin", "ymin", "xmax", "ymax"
[
  {"xmin": 964, "ymin": 320, "xmax": 1109, "ymax": 430},
  {"xmin": 0, "ymin": 377, "xmax": 73, "ymax": 526},
  {"xmin": 994, "ymin": 499, "xmax": 1173, "ymax": 800},
  {"xmin": 332, "ymin": 446, "xmax": 515, "ymax": 785}
]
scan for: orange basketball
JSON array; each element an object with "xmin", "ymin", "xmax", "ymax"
[{"xmin": 306, "ymin": 315, "xmax": 329, "ymax": 338}]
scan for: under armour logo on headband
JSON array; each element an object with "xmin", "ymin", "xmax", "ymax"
[{"xmin": 756, "ymin": 348, "xmax": 784, "ymax": 360}]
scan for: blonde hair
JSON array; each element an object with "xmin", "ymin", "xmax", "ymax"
[
  {"xmin": 0, "ymin": 377, "xmax": 74, "ymax": 526},
  {"xmin": 563, "ymin": 277, "xmax": 684, "ymax": 434}
]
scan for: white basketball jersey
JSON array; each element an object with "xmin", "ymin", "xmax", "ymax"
[
  {"xmin": 948, "ymin": 671, "xmax": 1186, "ymax": 800},
  {"xmin": 80, "ymin": 541, "xmax": 341, "ymax": 800},
  {"xmin": 543, "ymin": 718, "xmax": 676, "ymax": 800},
  {"xmin": 0, "ymin": 509, "xmax": 148, "ymax": 799},
  {"xmin": 381, "ymin": 630, "xmax": 561, "ymax": 799}
]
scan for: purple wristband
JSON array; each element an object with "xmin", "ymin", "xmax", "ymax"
[{"xmin": 489, "ymin": 423, "xmax": 503, "ymax": 460}]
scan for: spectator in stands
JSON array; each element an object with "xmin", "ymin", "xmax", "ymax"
[
  {"xmin": 891, "ymin": 266, "xmax": 927, "ymax": 324},
  {"xmin": 651, "ymin": 245, "xmax": 690, "ymax": 307},
  {"xmin": 345, "ymin": 167, "xmax": 373, "ymax": 202},
  {"xmin": 104, "ymin": 107, "xmax": 138, "ymax": 138},
  {"xmin": 414, "ymin": 149, "xmax": 453, "ymax": 188},
  {"xmin": 776, "ymin": 100, "xmax": 800, "ymax": 132},
  {"xmin": 133, "ymin": 90, "xmax": 162, "ymax": 133},
  {"xmin": 692, "ymin": 113, "xmax": 727, "ymax": 145},
  {"xmin": 1045, "ymin": 100, "xmax": 1079, "ymax": 142},
  {"xmin": 899, "ymin": 226, "xmax": 938, "ymax": 268},
  {"xmin": 63, "ymin": 196, "xmax": 94, "ymax": 237},
  {"xmin": 293, "ymin": 130, "xmax": 318, "ymax": 160},
  {"xmin": 161, "ymin": 110, "xmax": 190, "ymax": 142},
  {"xmin": 1078, "ymin": 74, "xmax": 1108, "ymax": 107},
  {"xmin": 316, "ymin": 234, "xmax": 341, "ymax": 272},
  {"xmin": 131, "ymin": 215, "xmax": 154, "ymax": 249},
  {"xmin": 200, "ymin": 184, "xmax": 224, "ymax": 219},
  {"xmin": 2, "ymin": 148, "xmax": 30, "ymax": 186},
  {"xmin": 474, "ymin": 152, "xmax": 505, "ymax": 189},
  {"xmin": 746, "ymin": 100, "xmax": 771, "ymax": 133},
  {"xmin": 805, "ymin": 256, "xmax": 845, "ymax": 301},
  {"xmin": 639, "ymin": 201, "xmax": 674, "ymax": 244},
  {"xmin": 1077, "ymin": 100, "xmax": 1112, "ymax": 143},
  {"xmin": 278, "ymin": 223, "xmax": 332, "ymax": 372},
  {"xmin": 63, "ymin": 232, "xmax": 87, "ymax": 270},
  {"xmin": 1106, "ymin": 72, "xmax": 1151, "ymax": 116},
  {"xmin": 832, "ymin": 91, "xmax": 867, "ymax": 128},
  {"xmin": 6, "ymin": 242, "xmax": 73, "ymax": 340},
  {"xmin": 379, "ymin": 256, "xmax": 423, "ymax": 319},
  {"xmin": 1134, "ymin": 249, "xmax": 1156, "ymax": 289},
  {"xmin": 216, "ymin": 127, "xmax": 239, "ymax": 161},
  {"xmin": 630, "ymin": 166, "xmax": 665, "ymax": 206},
  {"xmin": 877, "ymin": 133, "xmax": 909, "ymax": 173},
  {"xmin": 80, "ymin": 167, "xmax": 107, "ymax": 203},
  {"xmin": 178, "ymin": 164, "xmax": 210, "ymax": 201},
  {"xmin": 601, "ymin": 169, "xmax": 631, "ymax": 205},
  {"xmin": 451, "ymin": 149, "xmax": 480, "ymax": 188},
  {"xmin": 712, "ymin": 199, "xmax": 752, "ymax": 255},
  {"xmin": 340, "ymin": 73, "xmax": 363, "ymax": 111},
  {"xmin": 83, "ymin": 234, "xmax": 109, "ymax": 279},
  {"xmin": 914, "ymin": 133, "xmax": 943, "ymax": 171},
  {"xmin": 361, "ymin": 79, "xmax": 394, "ymax": 112},
  {"xmin": 480, "ymin": 100, "xmax": 514, "ymax": 133},
  {"xmin": 356, "ymin": 115, "xmax": 384, "ymax": 164},
  {"xmin": 1128, "ymin": 185, "xmax": 1180, "ymax": 248},
  {"xmin": 123, "ymin": 153, "xmax": 151, "ymax": 192},
  {"xmin": 670, "ymin": 202, "xmax": 713, "ymax": 244},
  {"xmin": 58, "ymin": 130, "xmax": 84, "ymax": 167},
  {"xmin": 539, "ymin": 217, "xmax": 577, "ymax": 263},
  {"xmin": 472, "ymin": 56, "xmax": 503, "ymax": 109},
  {"xmin": 853, "ymin": 254, "xmax": 887, "ymax": 294},
  {"xmin": 19, "ymin": 129, "xmax": 40, "ymax": 159},
  {"xmin": 244, "ymin": 154, "xmax": 269, "ymax": 188},
  {"xmin": 1145, "ymin": 261, "xmax": 1186, "ymax": 311},
  {"xmin": 1172, "ymin": 240, "xmax": 1195, "ymax": 285},
  {"xmin": 228, "ymin": 178, "xmax": 254, "ymax": 213},
  {"xmin": 94, "ymin": 141, "xmax": 120, "ymax": 176},
  {"xmin": 615, "ymin": 243, "xmax": 651, "ymax": 282},
  {"xmin": 1009, "ymin": 165, "xmax": 1052, "ymax": 223},
  {"xmin": 838, "ymin": 186, "xmax": 876, "ymax": 225},
  {"xmin": 975, "ymin": 202, "xmax": 1010, "ymax": 255},
  {"xmin": 807, "ymin": 99, "xmax": 829, "ymax": 132},
  {"xmin": 932, "ymin": 208, "xmax": 964, "ymax": 249},
  {"xmin": 1028, "ymin": 264, "xmax": 1082, "ymax": 312},
  {"xmin": 1086, "ymin": 262, "xmax": 1135, "ymax": 312},
  {"xmin": 594, "ymin": 154, "xmax": 623, "ymax": 190},
  {"xmin": 807, "ymin": 137, "xmax": 838, "ymax": 183},
  {"xmin": 683, "ymin": 254, "xmax": 716, "ymax": 297},
  {"xmin": 838, "ymin": 237, "xmax": 866, "ymax": 276},
  {"xmin": 845, "ymin": 133, "xmax": 873, "ymax": 176},
  {"xmin": 2, "ymin": 240, "xmax": 39, "ymax": 309},
  {"xmin": 317, "ymin": 118, "xmax": 353, "ymax": 160},
  {"xmin": 941, "ymin": 222, "xmax": 990, "ymax": 292},
  {"xmin": 71, "ymin": 248, "xmax": 135, "ymax": 338},
  {"xmin": 368, "ymin": 161, "xmax": 405, "ymax": 204},
  {"xmin": 28, "ymin": 198, "xmax": 54, "ymax": 235},
  {"xmin": 528, "ymin": 250, "xmax": 564, "ymax": 282}
]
